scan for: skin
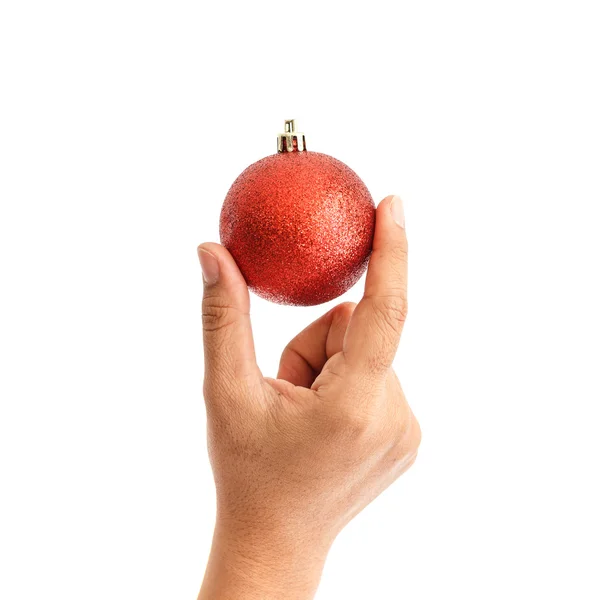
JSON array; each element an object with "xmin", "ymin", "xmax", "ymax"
[{"xmin": 197, "ymin": 195, "xmax": 421, "ymax": 599}]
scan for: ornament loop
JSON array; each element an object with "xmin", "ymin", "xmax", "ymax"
[{"xmin": 277, "ymin": 119, "xmax": 306, "ymax": 153}]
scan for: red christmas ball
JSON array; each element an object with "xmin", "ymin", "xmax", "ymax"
[{"xmin": 220, "ymin": 121, "xmax": 375, "ymax": 306}]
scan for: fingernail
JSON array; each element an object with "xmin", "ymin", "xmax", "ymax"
[
  {"xmin": 390, "ymin": 195, "xmax": 405, "ymax": 228},
  {"xmin": 198, "ymin": 247, "xmax": 219, "ymax": 285}
]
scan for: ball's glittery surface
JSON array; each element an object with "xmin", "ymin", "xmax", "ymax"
[{"xmin": 220, "ymin": 151, "xmax": 375, "ymax": 306}]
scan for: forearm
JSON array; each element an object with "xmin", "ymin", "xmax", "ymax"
[{"xmin": 198, "ymin": 520, "xmax": 329, "ymax": 600}]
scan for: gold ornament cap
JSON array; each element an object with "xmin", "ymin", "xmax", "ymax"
[{"xmin": 277, "ymin": 119, "xmax": 306, "ymax": 153}]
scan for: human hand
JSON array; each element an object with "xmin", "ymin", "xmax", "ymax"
[{"xmin": 197, "ymin": 195, "xmax": 421, "ymax": 600}]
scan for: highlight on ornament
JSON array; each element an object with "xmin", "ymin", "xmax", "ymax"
[{"xmin": 220, "ymin": 120, "xmax": 376, "ymax": 306}]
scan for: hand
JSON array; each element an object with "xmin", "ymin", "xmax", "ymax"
[{"xmin": 197, "ymin": 195, "xmax": 421, "ymax": 600}]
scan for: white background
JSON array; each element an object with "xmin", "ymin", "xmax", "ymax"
[{"xmin": 1, "ymin": 1, "xmax": 599, "ymax": 598}]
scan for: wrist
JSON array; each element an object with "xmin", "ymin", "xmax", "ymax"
[{"xmin": 199, "ymin": 517, "xmax": 331, "ymax": 600}]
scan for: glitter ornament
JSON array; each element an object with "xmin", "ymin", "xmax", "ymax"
[{"xmin": 220, "ymin": 120, "xmax": 375, "ymax": 306}]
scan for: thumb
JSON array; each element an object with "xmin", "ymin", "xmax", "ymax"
[
  {"xmin": 344, "ymin": 195, "xmax": 408, "ymax": 374},
  {"xmin": 198, "ymin": 243, "xmax": 260, "ymax": 401}
]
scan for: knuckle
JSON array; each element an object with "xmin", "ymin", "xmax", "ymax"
[
  {"xmin": 334, "ymin": 301, "xmax": 357, "ymax": 320},
  {"xmin": 337, "ymin": 399, "xmax": 378, "ymax": 438},
  {"xmin": 395, "ymin": 412, "xmax": 421, "ymax": 454},
  {"xmin": 280, "ymin": 343, "xmax": 297, "ymax": 362},
  {"xmin": 202, "ymin": 294, "xmax": 243, "ymax": 333},
  {"xmin": 393, "ymin": 417, "xmax": 411, "ymax": 445},
  {"xmin": 370, "ymin": 295, "xmax": 408, "ymax": 336},
  {"xmin": 411, "ymin": 416, "xmax": 422, "ymax": 450},
  {"xmin": 320, "ymin": 400, "xmax": 374, "ymax": 439},
  {"xmin": 373, "ymin": 243, "xmax": 408, "ymax": 266},
  {"xmin": 344, "ymin": 409, "xmax": 372, "ymax": 436},
  {"xmin": 390, "ymin": 244, "xmax": 409, "ymax": 266},
  {"xmin": 360, "ymin": 296, "xmax": 408, "ymax": 373}
]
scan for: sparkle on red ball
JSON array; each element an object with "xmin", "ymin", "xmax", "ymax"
[{"xmin": 220, "ymin": 150, "xmax": 375, "ymax": 306}]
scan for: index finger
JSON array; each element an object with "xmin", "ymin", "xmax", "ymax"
[{"xmin": 344, "ymin": 195, "xmax": 408, "ymax": 375}]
